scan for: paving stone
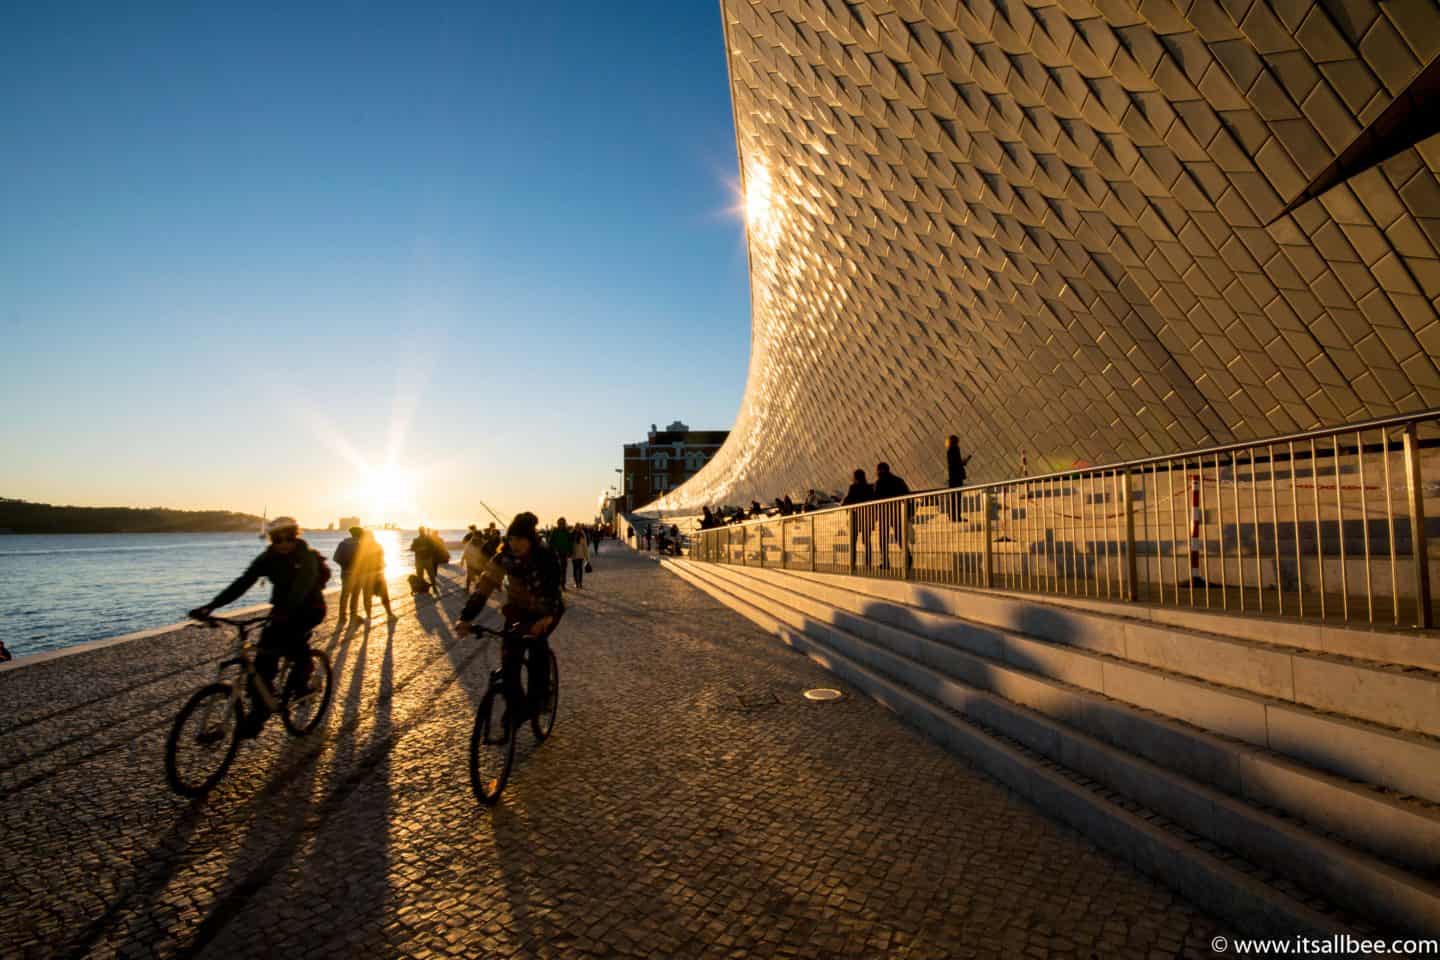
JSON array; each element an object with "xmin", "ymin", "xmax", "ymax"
[{"xmin": 0, "ymin": 551, "xmax": 1221, "ymax": 958}]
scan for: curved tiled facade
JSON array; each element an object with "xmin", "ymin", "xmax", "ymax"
[{"xmin": 655, "ymin": 0, "xmax": 1440, "ymax": 513}]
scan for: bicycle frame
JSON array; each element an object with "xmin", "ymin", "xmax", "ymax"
[{"xmin": 203, "ymin": 615, "xmax": 289, "ymax": 713}]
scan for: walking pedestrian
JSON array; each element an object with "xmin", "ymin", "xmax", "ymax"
[
  {"xmin": 332, "ymin": 526, "xmax": 364, "ymax": 620},
  {"xmin": 550, "ymin": 517, "xmax": 575, "ymax": 588},
  {"xmin": 571, "ymin": 527, "xmax": 589, "ymax": 588}
]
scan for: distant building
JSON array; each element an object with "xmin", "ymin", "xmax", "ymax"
[
  {"xmin": 621, "ymin": 421, "xmax": 728, "ymax": 513},
  {"xmin": 338, "ymin": 516, "xmax": 361, "ymax": 530}
]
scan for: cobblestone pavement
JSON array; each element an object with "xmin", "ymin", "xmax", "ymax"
[{"xmin": 1, "ymin": 549, "xmax": 1222, "ymax": 959}]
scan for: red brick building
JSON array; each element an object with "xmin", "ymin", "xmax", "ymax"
[{"xmin": 621, "ymin": 421, "xmax": 729, "ymax": 513}]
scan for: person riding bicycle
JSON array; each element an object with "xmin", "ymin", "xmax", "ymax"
[
  {"xmin": 190, "ymin": 516, "xmax": 329, "ymax": 738},
  {"xmin": 454, "ymin": 511, "xmax": 563, "ymax": 738}
]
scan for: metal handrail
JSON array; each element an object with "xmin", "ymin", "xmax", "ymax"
[
  {"xmin": 702, "ymin": 407, "xmax": 1440, "ymax": 532},
  {"xmin": 688, "ymin": 408, "xmax": 1440, "ymax": 630}
]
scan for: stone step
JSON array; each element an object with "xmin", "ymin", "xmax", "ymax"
[
  {"xmin": 662, "ymin": 559, "xmax": 1362, "ymax": 937},
  {"xmin": 694, "ymin": 561, "xmax": 1440, "ymax": 876},
  {"xmin": 668, "ymin": 559, "xmax": 1440, "ymax": 933},
  {"xmin": 762, "ymin": 567, "xmax": 1440, "ymax": 737},
  {"xmin": 707, "ymin": 561, "xmax": 1440, "ymax": 807}
]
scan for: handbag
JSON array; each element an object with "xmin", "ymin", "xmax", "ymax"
[{"xmin": 584, "ymin": 561, "xmax": 593, "ymax": 573}]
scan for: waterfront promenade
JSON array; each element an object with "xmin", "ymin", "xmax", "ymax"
[{"xmin": 1, "ymin": 550, "xmax": 1220, "ymax": 959}]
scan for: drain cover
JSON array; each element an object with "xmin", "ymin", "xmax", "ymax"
[{"xmin": 803, "ymin": 688, "xmax": 843, "ymax": 702}]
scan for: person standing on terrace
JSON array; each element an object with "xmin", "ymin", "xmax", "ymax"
[{"xmin": 947, "ymin": 435, "xmax": 972, "ymax": 489}]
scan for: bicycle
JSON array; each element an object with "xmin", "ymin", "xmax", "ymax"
[
  {"xmin": 164, "ymin": 614, "xmax": 334, "ymax": 797},
  {"xmin": 469, "ymin": 624, "xmax": 559, "ymax": 805}
]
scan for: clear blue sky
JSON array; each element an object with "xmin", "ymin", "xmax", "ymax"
[{"xmin": 0, "ymin": 1, "xmax": 751, "ymax": 528}]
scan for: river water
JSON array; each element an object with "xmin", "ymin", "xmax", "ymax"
[{"xmin": 0, "ymin": 529, "xmax": 457, "ymax": 658}]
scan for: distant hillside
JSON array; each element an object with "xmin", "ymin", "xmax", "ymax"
[{"xmin": 0, "ymin": 498, "xmax": 265, "ymax": 534}]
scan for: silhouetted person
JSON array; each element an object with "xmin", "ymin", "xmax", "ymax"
[
  {"xmin": 550, "ymin": 518, "xmax": 574, "ymax": 587},
  {"xmin": 782, "ymin": 495, "xmax": 796, "ymax": 515},
  {"xmin": 426, "ymin": 527, "xmax": 448, "ymax": 586},
  {"xmin": 874, "ymin": 462, "xmax": 910, "ymax": 570},
  {"xmin": 947, "ymin": 435, "xmax": 972, "ymax": 488},
  {"xmin": 410, "ymin": 527, "xmax": 437, "ymax": 595},
  {"xmin": 410, "ymin": 527, "xmax": 429, "ymax": 581},
  {"xmin": 333, "ymin": 526, "xmax": 364, "ymax": 619},
  {"xmin": 842, "ymin": 469, "xmax": 875, "ymax": 567},
  {"xmin": 480, "ymin": 522, "xmax": 502, "ymax": 559},
  {"xmin": 701, "ymin": 506, "xmax": 717, "ymax": 529},
  {"xmin": 571, "ymin": 527, "xmax": 589, "ymax": 588},
  {"xmin": 946, "ymin": 435, "xmax": 973, "ymax": 522},
  {"xmin": 0, "ymin": 640, "xmax": 11, "ymax": 662}
]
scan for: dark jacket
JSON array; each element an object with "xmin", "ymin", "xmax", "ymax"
[
  {"xmin": 460, "ymin": 542, "xmax": 565, "ymax": 622},
  {"xmin": 841, "ymin": 481, "xmax": 874, "ymax": 506},
  {"xmin": 549, "ymin": 527, "xmax": 574, "ymax": 556},
  {"xmin": 947, "ymin": 447, "xmax": 970, "ymax": 488},
  {"xmin": 208, "ymin": 540, "xmax": 326, "ymax": 619},
  {"xmin": 332, "ymin": 536, "xmax": 359, "ymax": 573},
  {"xmin": 874, "ymin": 472, "xmax": 911, "ymax": 499},
  {"xmin": 410, "ymin": 535, "xmax": 432, "ymax": 561}
]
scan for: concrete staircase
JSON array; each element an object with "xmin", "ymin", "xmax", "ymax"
[{"xmin": 663, "ymin": 557, "xmax": 1440, "ymax": 936}]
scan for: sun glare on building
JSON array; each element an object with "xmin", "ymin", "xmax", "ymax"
[{"xmin": 744, "ymin": 162, "xmax": 780, "ymax": 246}]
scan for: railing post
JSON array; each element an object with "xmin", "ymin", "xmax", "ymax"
[
  {"xmin": 1404, "ymin": 423, "xmax": 1432, "ymax": 628},
  {"xmin": 983, "ymin": 490, "xmax": 993, "ymax": 588},
  {"xmin": 847, "ymin": 509, "xmax": 856, "ymax": 571},
  {"xmin": 1122, "ymin": 471, "xmax": 1138, "ymax": 601},
  {"xmin": 901, "ymin": 500, "xmax": 913, "ymax": 580},
  {"xmin": 809, "ymin": 513, "xmax": 817, "ymax": 572},
  {"xmin": 759, "ymin": 524, "xmax": 765, "ymax": 568}
]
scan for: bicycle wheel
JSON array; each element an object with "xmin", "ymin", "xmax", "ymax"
[
  {"xmin": 165, "ymin": 683, "xmax": 241, "ymax": 797},
  {"xmin": 281, "ymin": 649, "xmax": 334, "ymax": 736},
  {"xmin": 528, "ymin": 649, "xmax": 559, "ymax": 742},
  {"xmin": 470, "ymin": 684, "xmax": 516, "ymax": 805}
]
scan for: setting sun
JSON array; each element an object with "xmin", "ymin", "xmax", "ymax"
[{"xmin": 360, "ymin": 464, "xmax": 418, "ymax": 523}]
